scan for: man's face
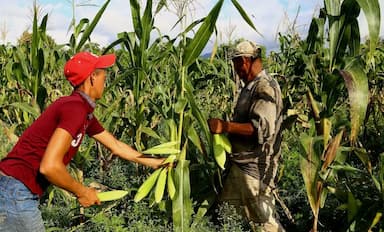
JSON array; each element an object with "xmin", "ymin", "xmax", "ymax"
[
  {"xmin": 91, "ymin": 69, "xmax": 107, "ymax": 100},
  {"xmin": 232, "ymin": 56, "xmax": 250, "ymax": 81}
]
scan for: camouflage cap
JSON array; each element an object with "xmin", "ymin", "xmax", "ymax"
[{"xmin": 230, "ymin": 40, "xmax": 261, "ymax": 59}]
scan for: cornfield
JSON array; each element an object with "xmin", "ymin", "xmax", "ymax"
[{"xmin": 0, "ymin": 0, "xmax": 383, "ymax": 231}]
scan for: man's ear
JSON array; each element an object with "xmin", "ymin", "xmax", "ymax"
[{"xmin": 90, "ymin": 75, "xmax": 94, "ymax": 86}]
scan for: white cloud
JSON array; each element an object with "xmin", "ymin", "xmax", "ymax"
[{"xmin": 1, "ymin": 0, "xmax": 383, "ymax": 53}]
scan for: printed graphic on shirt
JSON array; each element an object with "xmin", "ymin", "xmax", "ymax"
[{"xmin": 71, "ymin": 133, "xmax": 83, "ymax": 147}]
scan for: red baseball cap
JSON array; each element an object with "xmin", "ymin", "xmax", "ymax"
[{"xmin": 64, "ymin": 52, "xmax": 116, "ymax": 86}]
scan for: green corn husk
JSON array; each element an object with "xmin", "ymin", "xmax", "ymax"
[
  {"xmin": 97, "ymin": 190, "xmax": 128, "ymax": 202},
  {"xmin": 167, "ymin": 167, "xmax": 176, "ymax": 199},
  {"xmin": 213, "ymin": 134, "xmax": 232, "ymax": 169},
  {"xmin": 155, "ymin": 168, "xmax": 168, "ymax": 203},
  {"xmin": 134, "ymin": 168, "xmax": 163, "ymax": 202}
]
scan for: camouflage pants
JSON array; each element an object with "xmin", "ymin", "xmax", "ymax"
[{"xmin": 219, "ymin": 164, "xmax": 285, "ymax": 232}]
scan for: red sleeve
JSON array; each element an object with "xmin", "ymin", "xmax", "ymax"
[
  {"xmin": 86, "ymin": 116, "xmax": 105, "ymax": 136},
  {"xmin": 57, "ymin": 101, "xmax": 87, "ymax": 138}
]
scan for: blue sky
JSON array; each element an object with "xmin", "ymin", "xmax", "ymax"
[{"xmin": 0, "ymin": 0, "xmax": 383, "ymax": 53}]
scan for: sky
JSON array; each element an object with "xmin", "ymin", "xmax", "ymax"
[{"xmin": 0, "ymin": 0, "xmax": 383, "ymax": 53}]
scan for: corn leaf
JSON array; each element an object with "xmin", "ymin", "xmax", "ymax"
[
  {"xmin": 187, "ymin": 126, "xmax": 203, "ymax": 154},
  {"xmin": 129, "ymin": 0, "xmax": 142, "ymax": 39},
  {"xmin": 321, "ymin": 130, "xmax": 343, "ymax": 171},
  {"xmin": 140, "ymin": 126, "xmax": 161, "ymax": 140},
  {"xmin": 355, "ymin": 0, "xmax": 381, "ymax": 54},
  {"xmin": 97, "ymin": 190, "xmax": 128, "ymax": 202},
  {"xmin": 76, "ymin": 0, "xmax": 110, "ymax": 51},
  {"xmin": 320, "ymin": 118, "xmax": 332, "ymax": 148},
  {"xmin": 340, "ymin": 58, "xmax": 369, "ymax": 144},
  {"xmin": 172, "ymin": 160, "xmax": 192, "ymax": 231},
  {"xmin": 141, "ymin": 0, "xmax": 153, "ymax": 50},
  {"xmin": 299, "ymin": 134, "xmax": 322, "ymax": 218},
  {"xmin": 325, "ymin": 0, "xmax": 342, "ymax": 70},
  {"xmin": 185, "ymin": 81, "xmax": 211, "ymax": 149},
  {"xmin": 182, "ymin": 0, "xmax": 224, "ymax": 67},
  {"xmin": 369, "ymin": 212, "xmax": 382, "ymax": 231},
  {"xmin": 230, "ymin": 0, "xmax": 261, "ymax": 36}
]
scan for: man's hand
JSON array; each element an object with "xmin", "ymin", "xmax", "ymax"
[
  {"xmin": 208, "ymin": 118, "xmax": 227, "ymax": 134},
  {"xmin": 76, "ymin": 186, "xmax": 101, "ymax": 207}
]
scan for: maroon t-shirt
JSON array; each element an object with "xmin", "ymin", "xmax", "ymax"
[{"xmin": 0, "ymin": 91, "xmax": 104, "ymax": 197}]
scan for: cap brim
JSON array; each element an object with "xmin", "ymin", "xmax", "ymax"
[{"xmin": 95, "ymin": 54, "xmax": 116, "ymax": 68}]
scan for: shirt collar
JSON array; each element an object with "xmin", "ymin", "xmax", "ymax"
[
  {"xmin": 246, "ymin": 69, "xmax": 266, "ymax": 90},
  {"xmin": 74, "ymin": 90, "xmax": 96, "ymax": 110}
]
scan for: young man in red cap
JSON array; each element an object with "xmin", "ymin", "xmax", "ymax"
[
  {"xmin": 0, "ymin": 52, "xmax": 165, "ymax": 232},
  {"xmin": 208, "ymin": 41, "xmax": 284, "ymax": 232}
]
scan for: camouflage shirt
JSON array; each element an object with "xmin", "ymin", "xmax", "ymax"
[{"xmin": 229, "ymin": 70, "xmax": 283, "ymax": 187}]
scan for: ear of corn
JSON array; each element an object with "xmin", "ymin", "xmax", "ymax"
[
  {"xmin": 142, "ymin": 141, "xmax": 180, "ymax": 154},
  {"xmin": 213, "ymin": 144, "xmax": 226, "ymax": 169},
  {"xmin": 155, "ymin": 167, "xmax": 168, "ymax": 203},
  {"xmin": 97, "ymin": 190, "xmax": 129, "ymax": 202},
  {"xmin": 134, "ymin": 167, "xmax": 163, "ymax": 202},
  {"xmin": 167, "ymin": 167, "xmax": 176, "ymax": 199},
  {"xmin": 212, "ymin": 134, "xmax": 232, "ymax": 169},
  {"xmin": 162, "ymin": 154, "xmax": 177, "ymax": 164},
  {"xmin": 218, "ymin": 134, "xmax": 232, "ymax": 153}
]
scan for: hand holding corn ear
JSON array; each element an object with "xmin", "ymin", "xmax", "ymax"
[{"xmin": 208, "ymin": 118, "xmax": 227, "ymax": 134}]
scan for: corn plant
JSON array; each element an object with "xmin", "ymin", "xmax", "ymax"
[
  {"xmin": 101, "ymin": 0, "xmax": 257, "ymax": 231},
  {"xmin": 284, "ymin": 0, "xmax": 382, "ymax": 231}
]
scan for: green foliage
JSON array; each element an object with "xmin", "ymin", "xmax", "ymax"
[{"xmin": 1, "ymin": 0, "xmax": 384, "ymax": 231}]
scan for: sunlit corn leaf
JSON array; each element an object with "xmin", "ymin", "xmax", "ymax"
[
  {"xmin": 329, "ymin": 164, "xmax": 363, "ymax": 172},
  {"xmin": 172, "ymin": 160, "xmax": 192, "ymax": 231},
  {"xmin": 185, "ymin": 81, "xmax": 211, "ymax": 149},
  {"xmin": 324, "ymin": 0, "xmax": 342, "ymax": 69},
  {"xmin": 155, "ymin": 168, "xmax": 167, "ymax": 203},
  {"xmin": 209, "ymin": 35, "xmax": 218, "ymax": 64},
  {"xmin": 299, "ymin": 134, "xmax": 322, "ymax": 218},
  {"xmin": 76, "ymin": 0, "xmax": 111, "ymax": 51},
  {"xmin": 355, "ymin": 0, "xmax": 381, "ymax": 55},
  {"xmin": 320, "ymin": 118, "xmax": 332, "ymax": 148},
  {"xmin": 134, "ymin": 168, "xmax": 162, "ymax": 202},
  {"xmin": 340, "ymin": 58, "xmax": 369, "ymax": 144},
  {"xmin": 307, "ymin": 90, "xmax": 320, "ymax": 121},
  {"xmin": 140, "ymin": 126, "xmax": 161, "ymax": 140},
  {"xmin": 182, "ymin": 0, "xmax": 224, "ymax": 67},
  {"xmin": 230, "ymin": 0, "xmax": 261, "ymax": 36},
  {"xmin": 192, "ymin": 194, "xmax": 216, "ymax": 226},
  {"xmin": 166, "ymin": 119, "xmax": 178, "ymax": 142},
  {"xmin": 97, "ymin": 190, "xmax": 128, "ymax": 202},
  {"xmin": 141, "ymin": 0, "xmax": 154, "ymax": 49},
  {"xmin": 369, "ymin": 212, "xmax": 383, "ymax": 231},
  {"xmin": 321, "ymin": 130, "xmax": 343, "ymax": 171},
  {"xmin": 142, "ymin": 141, "xmax": 180, "ymax": 155},
  {"xmin": 10, "ymin": 102, "xmax": 40, "ymax": 118},
  {"xmin": 174, "ymin": 98, "xmax": 188, "ymax": 114},
  {"xmin": 187, "ymin": 126, "xmax": 203, "ymax": 154}
]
